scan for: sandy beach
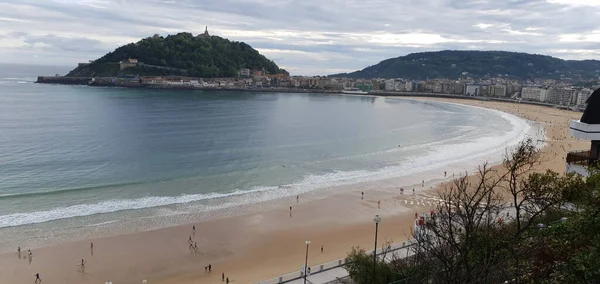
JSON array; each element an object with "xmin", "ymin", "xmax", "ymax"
[{"xmin": 0, "ymin": 97, "xmax": 589, "ymax": 284}]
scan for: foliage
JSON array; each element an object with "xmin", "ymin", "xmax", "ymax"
[
  {"xmin": 345, "ymin": 139, "xmax": 600, "ymax": 284},
  {"xmin": 66, "ymin": 63, "xmax": 120, "ymax": 77},
  {"xmin": 330, "ymin": 50, "xmax": 600, "ymax": 80},
  {"xmin": 345, "ymin": 247, "xmax": 419, "ymax": 284},
  {"xmin": 66, "ymin": 32, "xmax": 282, "ymax": 78}
]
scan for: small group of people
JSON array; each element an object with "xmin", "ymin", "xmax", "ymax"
[
  {"xmin": 205, "ymin": 263, "xmax": 212, "ymax": 272},
  {"xmin": 222, "ymin": 272, "xmax": 230, "ymax": 283},
  {"xmin": 188, "ymin": 234, "xmax": 199, "ymax": 254},
  {"xmin": 17, "ymin": 246, "xmax": 33, "ymax": 259}
]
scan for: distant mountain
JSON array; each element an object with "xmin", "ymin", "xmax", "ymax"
[
  {"xmin": 330, "ymin": 50, "xmax": 600, "ymax": 80},
  {"xmin": 66, "ymin": 32, "xmax": 284, "ymax": 77}
]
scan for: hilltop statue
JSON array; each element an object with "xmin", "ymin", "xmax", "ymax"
[
  {"xmin": 580, "ymin": 88, "xmax": 600, "ymax": 124},
  {"xmin": 199, "ymin": 26, "xmax": 210, "ymax": 38}
]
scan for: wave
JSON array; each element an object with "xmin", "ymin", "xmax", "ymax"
[
  {"xmin": 85, "ymin": 220, "xmax": 121, "ymax": 227},
  {"xmin": 2, "ymin": 77, "xmax": 36, "ymax": 82},
  {"xmin": 0, "ymin": 179, "xmax": 171, "ymax": 200},
  {"xmin": 0, "ymin": 103, "xmax": 536, "ymax": 228},
  {"xmin": 0, "ymin": 186, "xmax": 281, "ymax": 228}
]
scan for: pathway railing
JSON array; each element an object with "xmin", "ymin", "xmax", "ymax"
[{"xmin": 257, "ymin": 240, "xmax": 418, "ymax": 284}]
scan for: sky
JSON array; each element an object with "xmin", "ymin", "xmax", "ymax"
[{"xmin": 1, "ymin": 0, "xmax": 600, "ymax": 76}]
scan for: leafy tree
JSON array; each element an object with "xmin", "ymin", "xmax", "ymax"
[{"xmin": 344, "ymin": 139, "xmax": 593, "ymax": 284}]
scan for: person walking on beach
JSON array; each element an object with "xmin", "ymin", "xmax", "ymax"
[
  {"xmin": 378, "ymin": 200, "xmax": 381, "ymax": 209},
  {"xmin": 444, "ymin": 171, "xmax": 447, "ymax": 177},
  {"xmin": 34, "ymin": 273, "xmax": 41, "ymax": 283},
  {"xmin": 28, "ymin": 249, "xmax": 32, "ymax": 258},
  {"xmin": 205, "ymin": 263, "xmax": 208, "ymax": 272},
  {"xmin": 194, "ymin": 242, "xmax": 198, "ymax": 254},
  {"xmin": 422, "ymin": 180, "xmax": 424, "ymax": 187},
  {"xmin": 193, "ymin": 225, "xmax": 196, "ymax": 235},
  {"xmin": 361, "ymin": 191, "xmax": 364, "ymax": 199},
  {"xmin": 188, "ymin": 236, "xmax": 192, "ymax": 244},
  {"xmin": 226, "ymin": 277, "xmax": 230, "ymax": 284},
  {"xmin": 208, "ymin": 264, "xmax": 212, "ymax": 272},
  {"xmin": 222, "ymin": 272, "xmax": 225, "ymax": 281},
  {"xmin": 321, "ymin": 245, "xmax": 323, "ymax": 253},
  {"xmin": 296, "ymin": 195, "xmax": 299, "ymax": 203}
]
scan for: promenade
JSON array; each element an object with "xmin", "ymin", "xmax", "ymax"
[{"xmin": 257, "ymin": 240, "xmax": 417, "ymax": 284}]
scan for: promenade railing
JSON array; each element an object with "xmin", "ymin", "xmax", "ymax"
[
  {"xmin": 566, "ymin": 150, "xmax": 597, "ymax": 166},
  {"xmin": 257, "ymin": 240, "xmax": 418, "ymax": 284}
]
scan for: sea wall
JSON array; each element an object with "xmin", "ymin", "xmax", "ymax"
[{"xmin": 36, "ymin": 76, "xmax": 91, "ymax": 85}]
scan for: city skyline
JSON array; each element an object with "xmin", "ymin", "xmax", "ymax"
[{"xmin": 0, "ymin": 0, "xmax": 599, "ymax": 76}]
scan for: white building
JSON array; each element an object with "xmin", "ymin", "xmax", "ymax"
[
  {"xmin": 577, "ymin": 88, "xmax": 593, "ymax": 106},
  {"xmin": 395, "ymin": 81, "xmax": 406, "ymax": 91},
  {"xmin": 546, "ymin": 87, "xmax": 576, "ymax": 105},
  {"xmin": 384, "ymin": 79, "xmax": 396, "ymax": 91},
  {"xmin": 490, "ymin": 85, "xmax": 507, "ymax": 97},
  {"xmin": 465, "ymin": 85, "xmax": 480, "ymax": 96},
  {"xmin": 521, "ymin": 87, "xmax": 548, "ymax": 102},
  {"xmin": 405, "ymin": 81, "xmax": 413, "ymax": 92},
  {"xmin": 239, "ymin": 68, "xmax": 250, "ymax": 77}
]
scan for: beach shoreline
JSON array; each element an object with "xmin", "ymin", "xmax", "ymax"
[{"xmin": 0, "ymin": 97, "xmax": 588, "ymax": 284}]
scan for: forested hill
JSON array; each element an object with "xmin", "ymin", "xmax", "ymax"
[
  {"xmin": 66, "ymin": 32, "xmax": 283, "ymax": 77},
  {"xmin": 330, "ymin": 50, "xmax": 600, "ymax": 80}
]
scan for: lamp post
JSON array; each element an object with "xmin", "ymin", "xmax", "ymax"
[
  {"xmin": 304, "ymin": 240, "xmax": 310, "ymax": 284},
  {"xmin": 372, "ymin": 215, "xmax": 382, "ymax": 284}
]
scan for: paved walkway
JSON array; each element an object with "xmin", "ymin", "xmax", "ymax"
[{"xmin": 257, "ymin": 241, "xmax": 417, "ymax": 284}]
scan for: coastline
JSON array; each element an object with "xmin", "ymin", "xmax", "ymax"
[
  {"xmin": 0, "ymin": 97, "xmax": 588, "ymax": 284},
  {"xmin": 34, "ymin": 76, "xmax": 569, "ymax": 110}
]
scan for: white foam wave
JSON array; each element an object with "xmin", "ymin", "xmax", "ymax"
[
  {"xmin": 85, "ymin": 220, "xmax": 121, "ymax": 227},
  {"xmin": 0, "ymin": 102, "xmax": 539, "ymax": 228},
  {"xmin": 0, "ymin": 188, "xmax": 278, "ymax": 228}
]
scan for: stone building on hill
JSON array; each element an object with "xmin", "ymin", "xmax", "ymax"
[{"xmin": 198, "ymin": 26, "xmax": 210, "ymax": 38}]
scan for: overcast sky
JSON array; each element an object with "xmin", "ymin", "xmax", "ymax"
[{"xmin": 0, "ymin": 0, "xmax": 599, "ymax": 76}]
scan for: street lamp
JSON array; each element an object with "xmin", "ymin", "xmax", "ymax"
[
  {"xmin": 372, "ymin": 215, "xmax": 382, "ymax": 284},
  {"xmin": 304, "ymin": 240, "xmax": 311, "ymax": 284}
]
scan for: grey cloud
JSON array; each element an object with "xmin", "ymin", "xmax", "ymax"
[
  {"xmin": 21, "ymin": 34, "xmax": 108, "ymax": 53},
  {"xmin": 0, "ymin": 0, "xmax": 599, "ymax": 75}
]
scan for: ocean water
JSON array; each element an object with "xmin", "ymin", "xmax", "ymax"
[{"xmin": 0, "ymin": 65, "xmax": 532, "ymax": 250}]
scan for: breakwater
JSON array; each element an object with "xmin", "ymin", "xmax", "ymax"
[{"xmin": 37, "ymin": 76, "xmax": 91, "ymax": 85}]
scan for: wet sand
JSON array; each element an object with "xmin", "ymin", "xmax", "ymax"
[{"xmin": 0, "ymin": 98, "xmax": 588, "ymax": 284}]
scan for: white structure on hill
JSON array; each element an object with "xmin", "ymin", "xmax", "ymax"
[{"xmin": 567, "ymin": 88, "xmax": 600, "ymax": 177}]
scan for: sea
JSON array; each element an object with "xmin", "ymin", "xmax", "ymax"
[{"xmin": 0, "ymin": 64, "xmax": 537, "ymax": 252}]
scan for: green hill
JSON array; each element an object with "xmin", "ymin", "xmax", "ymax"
[
  {"xmin": 66, "ymin": 32, "xmax": 283, "ymax": 77},
  {"xmin": 330, "ymin": 50, "xmax": 600, "ymax": 80}
]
